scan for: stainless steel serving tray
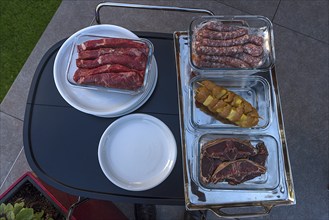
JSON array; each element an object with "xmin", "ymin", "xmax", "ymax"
[{"xmin": 174, "ymin": 31, "xmax": 295, "ymax": 218}]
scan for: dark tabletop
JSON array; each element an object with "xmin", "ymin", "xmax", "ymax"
[{"xmin": 23, "ymin": 32, "xmax": 185, "ymax": 205}]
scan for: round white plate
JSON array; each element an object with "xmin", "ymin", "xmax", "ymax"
[
  {"xmin": 98, "ymin": 114, "xmax": 177, "ymax": 191},
  {"xmin": 53, "ymin": 25, "xmax": 158, "ymax": 117}
]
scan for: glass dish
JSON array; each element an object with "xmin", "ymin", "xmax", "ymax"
[
  {"xmin": 66, "ymin": 34, "xmax": 154, "ymax": 95},
  {"xmin": 193, "ymin": 133, "xmax": 280, "ymax": 191},
  {"xmin": 189, "ymin": 15, "xmax": 275, "ymax": 72},
  {"xmin": 189, "ymin": 74, "xmax": 271, "ymax": 130}
]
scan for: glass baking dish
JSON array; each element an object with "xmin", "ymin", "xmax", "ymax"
[
  {"xmin": 193, "ymin": 133, "xmax": 280, "ymax": 191},
  {"xmin": 189, "ymin": 15, "xmax": 275, "ymax": 72},
  {"xmin": 189, "ymin": 74, "xmax": 271, "ymax": 130},
  {"xmin": 66, "ymin": 34, "xmax": 154, "ymax": 95}
]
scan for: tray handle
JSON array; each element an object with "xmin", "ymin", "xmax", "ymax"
[
  {"xmin": 95, "ymin": 2, "xmax": 214, "ymax": 24},
  {"xmin": 209, "ymin": 204, "xmax": 274, "ymax": 218}
]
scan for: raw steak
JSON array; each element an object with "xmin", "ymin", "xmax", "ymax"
[
  {"xmin": 77, "ymin": 38, "xmax": 148, "ymax": 52},
  {"xmin": 211, "ymin": 159, "xmax": 266, "ymax": 185},
  {"xmin": 203, "ymin": 138, "xmax": 257, "ymax": 161},
  {"xmin": 78, "ymin": 47, "xmax": 146, "ymax": 60},
  {"xmin": 76, "ymin": 71, "xmax": 143, "ymax": 90},
  {"xmin": 76, "ymin": 53, "xmax": 147, "ymax": 70},
  {"xmin": 200, "ymin": 153, "xmax": 222, "ymax": 184},
  {"xmin": 249, "ymin": 142, "xmax": 268, "ymax": 166},
  {"xmin": 73, "ymin": 64, "xmax": 139, "ymax": 82}
]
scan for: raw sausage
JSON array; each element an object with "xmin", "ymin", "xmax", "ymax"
[
  {"xmin": 195, "ymin": 45, "xmax": 243, "ymax": 56},
  {"xmin": 233, "ymin": 53, "xmax": 263, "ymax": 67},
  {"xmin": 243, "ymin": 43, "xmax": 263, "ymax": 57},
  {"xmin": 197, "ymin": 28, "xmax": 248, "ymax": 40},
  {"xmin": 196, "ymin": 34, "xmax": 250, "ymax": 47},
  {"xmin": 203, "ymin": 21, "xmax": 240, "ymax": 32},
  {"xmin": 199, "ymin": 55, "xmax": 250, "ymax": 68}
]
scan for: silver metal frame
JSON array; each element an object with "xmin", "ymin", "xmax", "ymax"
[
  {"xmin": 174, "ymin": 31, "xmax": 295, "ymax": 218},
  {"xmin": 95, "ymin": 2, "xmax": 214, "ymax": 24}
]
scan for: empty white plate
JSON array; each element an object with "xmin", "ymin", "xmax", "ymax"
[{"xmin": 98, "ymin": 114, "xmax": 177, "ymax": 191}]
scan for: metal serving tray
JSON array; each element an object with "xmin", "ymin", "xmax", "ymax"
[{"xmin": 174, "ymin": 31, "xmax": 295, "ymax": 218}]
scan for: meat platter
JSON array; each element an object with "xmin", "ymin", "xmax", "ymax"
[
  {"xmin": 53, "ymin": 24, "xmax": 158, "ymax": 117},
  {"xmin": 174, "ymin": 16, "xmax": 295, "ymax": 218},
  {"xmin": 67, "ymin": 34, "xmax": 154, "ymax": 95}
]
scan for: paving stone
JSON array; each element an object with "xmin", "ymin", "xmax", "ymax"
[
  {"xmin": 274, "ymin": 0, "xmax": 328, "ymax": 43},
  {"xmin": 0, "ymin": 148, "xmax": 31, "ymax": 195},
  {"xmin": 0, "ymin": 112, "xmax": 23, "ymax": 187},
  {"xmin": 156, "ymin": 205, "xmax": 185, "ymax": 220},
  {"xmin": 270, "ymin": 24, "xmax": 328, "ymax": 220},
  {"xmin": 215, "ymin": 0, "xmax": 280, "ymax": 20}
]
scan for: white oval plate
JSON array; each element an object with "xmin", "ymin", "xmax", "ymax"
[
  {"xmin": 98, "ymin": 114, "xmax": 177, "ymax": 191},
  {"xmin": 53, "ymin": 25, "xmax": 158, "ymax": 117}
]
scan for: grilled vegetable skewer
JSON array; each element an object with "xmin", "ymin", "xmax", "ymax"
[{"xmin": 195, "ymin": 80, "xmax": 259, "ymax": 127}]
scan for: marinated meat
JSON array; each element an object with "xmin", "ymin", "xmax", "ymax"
[
  {"xmin": 200, "ymin": 154, "xmax": 222, "ymax": 184},
  {"xmin": 200, "ymin": 138, "xmax": 269, "ymax": 185},
  {"xmin": 195, "ymin": 100, "xmax": 235, "ymax": 125},
  {"xmin": 76, "ymin": 71, "xmax": 142, "ymax": 90},
  {"xmin": 203, "ymin": 138, "xmax": 257, "ymax": 161},
  {"xmin": 249, "ymin": 142, "xmax": 268, "ymax": 166},
  {"xmin": 194, "ymin": 80, "xmax": 259, "ymax": 128},
  {"xmin": 211, "ymin": 159, "xmax": 266, "ymax": 185}
]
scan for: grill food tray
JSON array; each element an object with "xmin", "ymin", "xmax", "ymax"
[{"xmin": 174, "ymin": 31, "xmax": 295, "ymax": 218}]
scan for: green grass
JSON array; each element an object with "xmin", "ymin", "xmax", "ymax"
[{"xmin": 0, "ymin": 0, "xmax": 62, "ymax": 102}]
